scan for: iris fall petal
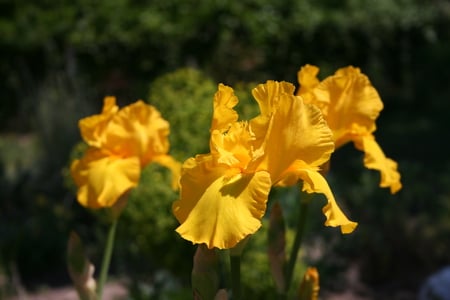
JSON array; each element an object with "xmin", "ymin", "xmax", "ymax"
[
  {"xmin": 70, "ymin": 148, "xmax": 140, "ymax": 208},
  {"xmin": 173, "ymin": 157, "xmax": 271, "ymax": 249},
  {"xmin": 355, "ymin": 135, "xmax": 402, "ymax": 194}
]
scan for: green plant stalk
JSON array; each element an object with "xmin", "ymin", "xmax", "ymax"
[
  {"xmin": 97, "ymin": 218, "xmax": 118, "ymax": 299},
  {"xmin": 284, "ymin": 192, "xmax": 312, "ymax": 296},
  {"xmin": 230, "ymin": 254, "xmax": 241, "ymax": 300}
]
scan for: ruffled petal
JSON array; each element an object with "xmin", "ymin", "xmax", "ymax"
[
  {"xmin": 311, "ymin": 66, "xmax": 384, "ymax": 148},
  {"xmin": 252, "ymin": 80, "xmax": 296, "ymax": 116},
  {"xmin": 250, "ymin": 84, "xmax": 334, "ymax": 183},
  {"xmin": 173, "ymin": 157, "xmax": 271, "ymax": 249},
  {"xmin": 284, "ymin": 161, "xmax": 357, "ymax": 233},
  {"xmin": 297, "ymin": 64, "xmax": 320, "ymax": 96},
  {"xmin": 354, "ymin": 135, "xmax": 402, "ymax": 194},
  {"xmin": 79, "ymin": 96, "xmax": 118, "ymax": 147},
  {"xmin": 211, "ymin": 84, "xmax": 239, "ymax": 132},
  {"xmin": 70, "ymin": 148, "xmax": 140, "ymax": 208},
  {"xmin": 103, "ymin": 100, "xmax": 171, "ymax": 166}
]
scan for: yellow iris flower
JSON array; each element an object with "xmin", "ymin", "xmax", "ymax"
[
  {"xmin": 297, "ymin": 65, "xmax": 402, "ymax": 194},
  {"xmin": 71, "ymin": 97, "xmax": 180, "ymax": 209},
  {"xmin": 173, "ymin": 82, "xmax": 357, "ymax": 249}
]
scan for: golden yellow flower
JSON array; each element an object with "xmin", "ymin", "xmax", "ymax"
[
  {"xmin": 71, "ymin": 97, "xmax": 180, "ymax": 209},
  {"xmin": 173, "ymin": 82, "xmax": 357, "ymax": 249},
  {"xmin": 297, "ymin": 65, "xmax": 402, "ymax": 194}
]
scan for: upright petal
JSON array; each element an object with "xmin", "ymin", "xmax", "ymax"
[
  {"xmin": 354, "ymin": 135, "xmax": 402, "ymax": 194},
  {"xmin": 250, "ymin": 82, "xmax": 334, "ymax": 183},
  {"xmin": 311, "ymin": 66, "xmax": 383, "ymax": 148},
  {"xmin": 70, "ymin": 148, "xmax": 140, "ymax": 208},
  {"xmin": 79, "ymin": 96, "xmax": 119, "ymax": 147},
  {"xmin": 103, "ymin": 100, "xmax": 171, "ymax": 166},
  {"xmin": 252, "ymin": 80, "xmax": 296, "ymax": 117},
  {"xmin": 211, "ymin": 84, "xmax": 239, "ymax": 132},
  {"xmin": 297, "ymin": 64, "xmax": 320, "ymax": 96},
  {"xmin": 173, "ymin": 157, "xmax": 271, "ymax": 249}
]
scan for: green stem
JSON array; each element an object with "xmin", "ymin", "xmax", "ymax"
[
  {"xmin": 284, "ymin": 192, "xmax": 311, "ymax": 296},
  {"xmin": 97, "ymin": 218, "xmax": 118, "ymax": 299},
  {"xmin": 230, "ymin": 254, "xmax": 241, "ymax": 300}
]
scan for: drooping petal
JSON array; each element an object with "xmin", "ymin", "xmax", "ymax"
[
  {"xmin": 173, "ymin": 157, "xmax": 271, "ymax": 249},
  {"xmin": 301, "ymin": 168, "xmax": 357, "ymax": 233},
  {"xmin": 250, "ymin": 83, "xmax": 334, "ymax": 183},
  {"xmin": 310, "ymin": 66, "xmax": 384, "ymax": 148},
  {"xmin": 103, "ymin": 100, "xmax": 171, "ymax": 166},
  {"xmin": 354, "ymin": 135, "xmax": 402, "ymax": 194},
  {"xmin": 276, "ymin": 160, "xmax": 357, "ymax": 233},
  {"xmin": 79, "ymin": 96, "xmax": 119, "ymax": 147},
  {"xmin": 152, "ymin": 154, "xmax": 182, "ymax": 190},
  {"xmin": 211, "ymin": 84, "xmax": 239, "ymax": 132},
  {"xmin": 70, "ymin": 148, "xmax": 140, "ymax": 208}
]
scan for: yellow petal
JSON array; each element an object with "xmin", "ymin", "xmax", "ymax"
[
  {"xmin": 211, "ymin": 84, "xmax": 239, "ymax": 132},
  {"xmin": 250, "ymin": 83, "xmax": 334, "ymax": 183},
  {"xmin": 210, "ymin": 122, "xmax": 254, "ymax": 169},
  {"xmin": 173, "ymin": 157, "xmax": 271, "ymax": 249},
  {"xmin": 310, "ymin": 66, "xmax": 384, "ymax": 148},
  {"xmin": 103, "ymin": 100, "xmax": 171, "ymax": 166},
  {"xmin": 247, "ymin": 81, "xmax": 296, "ymax": 160},
  {"xmin": 79, "ymin": 96, "xmax": 118, "ymax": 147},
  {"xmin": 70, "ymin": 148, "xmax": 140, "ymax": 208},
  {"xmin": 152, "ymin": 154, "xmax": 182, "ymax": 190},
  {"xmin": 297, "ymin": 64, "xmax": 320, "ymax": 97},
  {"xmin": 279, "ymin": 161, "xmax": 357, "ymax": 233},
  {"xmin": 302, "ymin": 168, "xmax": 357, "ymax": 233},
  {"xmin": 354, "ymin": 135, "xmax": 402, "ymax": 194},
  {"xmin": 252, "ymin": 80, "xmax": 296, "ymax": 116}
]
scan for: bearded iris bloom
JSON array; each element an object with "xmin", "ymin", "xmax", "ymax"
[
  {"xmin": 297, "ymin": 65, "xmax": 402, "ymax": 194},
  {"xmin": 71, "ymin": 97, "xmax": 180, "ymax": 209},
  {"xmin": 173, "ymin": 82, "xmax": 357, "ymax": 250}
]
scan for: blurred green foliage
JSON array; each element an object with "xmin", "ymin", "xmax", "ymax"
[{"xmin": 1, "ymin": 0, "xmax": 450, "ymax": 298}]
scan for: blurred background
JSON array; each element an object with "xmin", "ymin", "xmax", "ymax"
[{"xmin": 1, "ymin": 0, "xmax": 450, "ymax": 299}]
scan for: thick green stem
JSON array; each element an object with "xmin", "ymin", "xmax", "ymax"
[
  {"xmin": 284, "ymin": 192, "xmax": 311, "ymax": 296},
  {"xmin": 97, "ymin": 218, "xmax": 118, "ymax": 299},
  {"xmin": 230, "ymin": 254, "xmax": 241, "ymax": 300}
]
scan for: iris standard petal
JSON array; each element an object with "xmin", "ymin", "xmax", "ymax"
[
  {"xmin": 152, "ymin": 154, "xmax": 182, "ymax": 190},
  {"xmin": 173, "ymin": 157, "xmax": 271, "ymax": 249},
  {"xmin": 70, "ymin": 148, "xmax": 140, "ymax": 208},
  {"xmin": 250, "ymin": 86, "xmax": 334, "ymax": 183},
  {"xmin": 354, "ymin": 135, "xmax": 402, "ymax": 194},
  {"xmin": 211, "ymin": 84, "xmax": 239, "ymax": 132},
  {"xmin": 79, "ymin": 96, "xmax": 118, "ymax": 147},
  {"xmin": 103, "ymin": 100, "xmax": 171, "ymax": 166},
  {"xmin": 310, "ymin": 66, "xmax": 384, "ymax": 148},
  {"xmin": 297, "ymin": 64, "xmax": 320, "ymax": 96},
  {"xmin": 252, "ymin": 80, "xmax": 296, "ymax": 117}
]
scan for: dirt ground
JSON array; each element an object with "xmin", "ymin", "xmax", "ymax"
[{"xmin": 5, "ymin": 282, "xmax": 128, "ymax": 300}]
